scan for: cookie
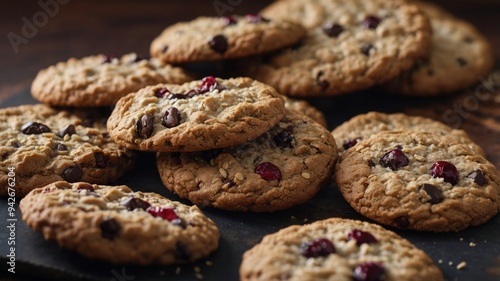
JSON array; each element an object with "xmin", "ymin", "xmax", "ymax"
[
  {"xmin": 0, "ymin": 104, "xmax": 134, "ymax": 197},
  {"xmin": 19, "ymin": 181, "xmax": 220, "ymax": 264},
  {"xmin": 156, "ymin": 109, "xmax": 338, "ymax": 212},
  {"xmin": 240, "ymin": 217, "xmax": 444, "ymax": 281},
  {"xmin": 332, "ymin": 111, "xmax": 485, "ymax": 156},
  {"xmin": 248, "ymin": 0, "xmax": 432, "ymax": 97},
  {"xmin": 335, "ymin": 131, "xmax": 500, "ymax": 232},
  {"xmin": 382, "ymin": 1, "xmax": 494, "ymax": 96},
  {"xmin": 107, "ymin": 77, "xmax": 286, "ymax": 152},
  {"xmin": 283, "ymin": 96, "xmax": 327, "ymax": 128},
  {"xmin": 31, "ymin": 53, "xmax": 193, "ymax": 107},
  {"xmin": 150, "ymin": 15, "xmax": 306, "ymax": 63}
]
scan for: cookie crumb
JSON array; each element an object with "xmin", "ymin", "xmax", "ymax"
[
  {"xmin": 301, "ymin": 172, "xmax": 311, "ymax": 179},
  {"xmin": 159, "ymin": 270, "xmax": 165, "ymax": 276},
  {"xmin": 448, "ymin": 261, "xmax": 454, "ymax": 266},
  {"xmin": 194, "ymin": 266, "xmax": 201, "ymax": 273},
  {"xmin": 291, "ymin": 215, "xmax": 296, "ymax": 220},
  {"xmin": 303, "ymin": 218, "xmax": 308, "ymax": 222},
  {"xmin": 195, "ymin": 273, "xmax": 204, "ymax": 280},
  {"xmin": 438, "ymin": 259, "xmax": 443, "ymax": 264},
  {"xmin": 469, "ymin": 242, "xmax": 476, "ymax": 247},
  {"xmin": 206, "ymin": 260, "xmax": 213, "ymax": 266},
  {"xmin": 459, "ymin": 237, "xmax": 464, "ymax": 241},
  {"xmin": 175, "ymin": 267, "xmax": 181, "ymax": 275},
  {"xmin": 457, "ymin": 261, "xmax": 467, "ymax": 270}
]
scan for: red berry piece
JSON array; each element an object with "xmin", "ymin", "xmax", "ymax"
[
  {"xmin": 246, "ymin": 14, "xmax": 270, "ymax": 23},
  {"xmin": 362, "ymin": 15, "xmax": 382, "ymax": 29},
  {"xmin": 147, "ymin": 206, "xmax": 179, "ymax": 222},
  {"xmin": 255, "ymin": 162, "xmax": 282, "ymax": 181},
  {"xmin": 161, "ymin": 107, "xmax": 181, "ymax": 128},
  {"xmin": 343, "ymin": 138, "xmax": 362, "ymax": 150},
  {"xmin": 353, "ymin": 262, "xmax": 385, "ymax": 281},
  {"xmin": 222, "ymin": 15, "xmax": 237, "ymax": 25},
  {"xmin": 154, "ymin": 87, "xmax": 171, "ymax": 98},
  {"xmin": 347, "ymin": 229, "xmax": 378, "ymax": 246},
  {"xmin": 101, "ymin": 55, "xmax": 117, "ymax": 64},
  {"xmin": 199, "ymin": 76, "xmax": 222, "ymax": 94},
  {"xmin": 300, "ymin": 237, "xmax": 336, "ymax": 258},
  {"xmin": 429, "ymin": 161, "xmax": 459, "ymax": 185},
  {"xmin": 379, "ymin": 148, "xmax": 409, "ymax": 171}
]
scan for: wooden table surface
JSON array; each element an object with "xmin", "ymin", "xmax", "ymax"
[{"xmin": 1, "ymin": 1, "xmax": 500, "ymax": 281}]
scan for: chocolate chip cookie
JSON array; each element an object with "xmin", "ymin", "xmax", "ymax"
[
  {"xmin": 19, "ymin": 181, "xmax": 220, "ymax": 264},
  {"xmin": 150, "ymin": 15, "xmax": 306, "ymax": 63},
  {"xmin": 107, "ymin": 77, "xmax": 286, "ymax": 152},
  {"xmin": 250, "ymin": 0, "xmax": 432, "ymax": 97},
  {"xmin": 240, "ymin": 217, "xmax": 444, "ymax": 281},
  {"xmin": 156, "ymin": 109, "xmax": 338, "ymax": 212},
  {"xmin": 332, "ymin": 112, "xmax": 485, "ymax": 156},
  {"xmin": 0, "ymin": 104, "xmax": 134, "ymax": 197},
  {"xmin": 31, "ymin": 53, "xmax": 193, "ymax": 107},
  {"xmin": 335, "ymin": 131, "xmax": 500, "ymax": 232},
  {"xmin": 383, "ymin": 1, "xmax": 494, "ymax": 96}
]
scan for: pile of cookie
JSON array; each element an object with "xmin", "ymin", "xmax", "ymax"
[{"xmin": 1, "ymin": 0, "xmax": 498, "ymax": 280}]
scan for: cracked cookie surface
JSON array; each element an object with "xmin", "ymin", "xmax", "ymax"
[
  {"xmin": 0, "ymin": 104, "xmax": 134, "ymax": 197},
  {"xmin": 19, "ymin": 181, "xmax": 220, "ymax": 264},
  {"xmin": 335, "ymin": 131, "xmax": 500, "ymax": 232},
  {"xmin": 156, "ymin": 109, "xmax": 338, "ymax": 212}
]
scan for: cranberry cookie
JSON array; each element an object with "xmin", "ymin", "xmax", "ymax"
[
  {"xmin": 31, "ymin": 53, "xmax": 193, "ymax": 107},
  {"xmin": 335, "ymin": 131, "xmax": 500, "ymax": 232},
  {"xmin": 0, "ymin": 104, "xmax": 134, "ymax": 197},
  {"xmin": 332, "ymin": 112, "xmax": 485, "ymax": 156},
  {"xmin": 20, "ymin": 181, "xmax": 220, "ymax": 264},
  {"xmin": 249, "ymin": 0, "xmax": 432, "ymax": 97},
  {"xmin": 240, "ymin": 217, "xmax": 444, "ymax": 281},
  {"xmin": 107, "ymin": 77, "xmax": 286, "ymax": 152},
  {"xmin": 156, "ymin": 109, "xmax": 338, "ymax": 212},
  {"xmin": 383, "ymin": 1, "xmax": 494, "ymax": 96},
  {"xmin": 150, "ymin": 15, "xmax": 305, "ymax": 63}
]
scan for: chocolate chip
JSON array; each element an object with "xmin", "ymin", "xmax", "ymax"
[
  {"xmin": 457, "ymin": 57, "xmax": 467, "ymax": 66},
  {"xmin": 21, "ymin": 121, "xmax": 51, "ymax": 135},
  {"xmin": 161, "ymin": 45, "xmax": 168, "ymax": 53},
  {"xmin": 209, "ymin": 34, "xmax": 228, "ymax": 54},
  {"xmin": 420, "ymin": 183, "xmax": 444, "ymax": 204},
  {"xmin": 94, "ymin": 152, "xmax": 108, "ymax": 168},
  {"xmin": 367, "ymin": 160, "xmax": 376, "ymax": 167},
  {"xmin": 102, "ymin": 133, "xmax": 110, "ymax": 139},
  {"xmin": 362, "ymin": 15, "xmax": 382, "ymax": 29},
  {"xmin": 161, "ymin": 107, "xmax": 181, "ymax": 128},
  {"xmin": 56, "ymin": 143, "xmax": 68, "ymax": 151},
  {"xmin": 61, "ymin": 166, "xmax": 83, "ymax": 182},
  {"xmin": 175, "ymin": 241, "xmax": 191, "ymax": 260},
  {"xmin": 274, "ymin": 130, "xmax": 295, "ymax": 149},
  {"xmin": 467, "ymin": 170, "xmax": 487, "ymax": 186},
  {"xmin": 322, "ymin": 23, "xmax": 344, "ymax": 37},
  {"xmin": 58, "ymin": 124, "xmax": 76, "ymax": 138},
  {"xmin": 81, "ymin": 118, "xmax": 94, "ymax": 128},
  {"xmin": 120, "ymin": 197, "xmax": 151, "ymax": 211},
  {"xmin": 136, "ymin": 114, "xmax": 155, "ymax": 139},
  {"xmin": 11, "ymin": 141, "xmax": 22, "ymax": 148},
  {"xmin": 100, "ymin": 218, "xmax": 120, "ymax": 239},
  {"xmin": 316, "ymin": 71, "xmax": 330, "ymax": 90},
  {"xmin": 360, "ymin": 43, "xmax": 374, "ymax": 56},
  {"xmin": 155, "ymin": 88, "xmax": 171, "ymax": 98},
  {"xmin": 395, "ymin": 216, "xmax": 410, "ymax": 228}
]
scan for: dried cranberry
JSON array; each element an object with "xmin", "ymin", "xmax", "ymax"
[
  {"xmin": 467, "ymin": 170, "xmax": 486, "ymax": 186},
  {"xmin": 101, "ymin": 55, "xmax": 117, "ymax": 64},
  {"xmin": 274, "ymin": 130, "xmax": 294, "ymax": 149},
  {"xmin": 100, "ymin": 218, "xmax": 120, "ymax": 239},
  {"xmin": 347, "ymin": 229, "xmax": 378, "ymax": 246},
  {"xmin": 21, "ymin": 121, "xmax": 51, "ymax": 135},
  {"xmin": 58, "ymin": 124, "xmax": 76, "ymax": 138},
  {"xmin": 147, "ymin": 206, "xmax": 180, "ymax": 222},
  {"xmin": 300, "ymin": 237, "xmax": 336, "ymax": 258},
  {"xmin": 362, "ymin": 15, "xmax": 382, "ymax": 29},
  {"xmin": 255, "ymin": 162, "xmax": 282, "ymax": 181},
  {"xmin": 136, "ymin": 114, "xmax": 155, "ymax": 138},
  {"xmin": 430, "ymin": 161, "xmax": 459, "ymax": 185},
  {"xmin": 246, "ymin": 14, "xmax": 269, "ymax": 23},
  {"xmin": 379, "ymin": 149, "xmax": 409, "ymax": 171},
  {"xmin": 167, "ymin": 93, "xmax": 189, "ymax": 100},
  {"xmin": 161, "ymin": 107, "xmax": 181, "ymax": 128},
  {"xmin": 94, "ymin": 152, "xmax": 108, "ymax": 168},
  {"xmin": 222, "ymin": 15, "xmax": 237, "ymax": 25},
  {"xmin": 209, "ymin": 34, "xmax": 228, "ymax": 54},
  {"xmin": 353, "ymin": 262, "xmax": 385, "ymax": 281},
  {"xmin": 343, "ymin": 138, "xmax": 362, "ymax": 150},
  {"xmin": 420, "ymin": 183, "xmax": 444, "ymax": 204},
  {"xmin": 323, "ymin": 23, "xmax": 344, "ymax": 37},
  {"xmin": 121, "ymin": 197, "xmax": 151, "ymax": 211},
  {"xmin": 154, "ymin": 88, "xmax": 171, "ymax": 98},
  {"xmin": 185, "ymin": 89, "xmax": 199, "ymax": 98},
  {"xmin": 61, "ymin": 166, "xmax": 83, "ymax": 182},
  {"xmin": 199, "ymin": 76, "xmax": 222, "ymax": 94}
]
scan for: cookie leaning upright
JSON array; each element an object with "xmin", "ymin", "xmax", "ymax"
[
  {"xmin": 251, "ymin": 0, "xmax": 432, "ymax": 97},
  {"xmin": 383, "ymin": 1, "xmax": 494, "ymax": 96},
  {"xmin": 157, "ymin": 109, "xmax": 338, "ymax": 212},
  {"xmin": 335, "ymin": 131, "xmax": 500, "ymax": 232},
  {"xmin": 240, "ymin": 217, "xmax": 444, "ymax": 281},
  {"xmin": 0, "ymin": 104, "xmax": 134, "ymax": 197},
  {"xmin": 107, "ymin": 77, "xmax": 286, "ymax": 152},
  {"xmin": 20, "ymin": 181, "xmax": 220, "ymax": 264},
  {"xmin": 31, "ymin": 53, "xmax": 193, "ymax": 107},
  {"xmin": 150, "ymin": 15, "xmax": 306, "ymax": 63}
]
